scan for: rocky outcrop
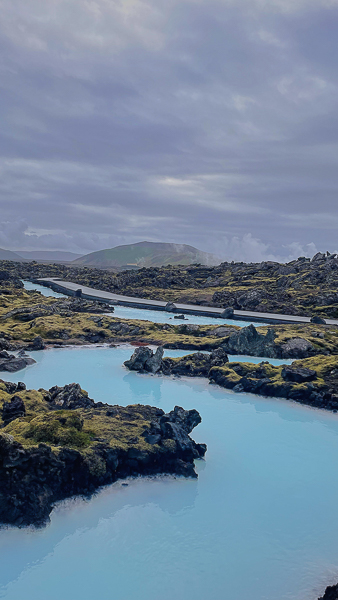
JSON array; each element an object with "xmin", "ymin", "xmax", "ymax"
[
  {"xmin": 0, "ymin": 388, "xmax": 206, "ymax": 527},
  {"xmin": 125, "ymin": 346, "xmax": 229, "ymax": 378},
  {"xmin": 45, "ymin": 383, "xmax": 95, "ymax": 409},
  {"xmin": 311, "ymin": 316, "xmax": 327, "ymax": 324},
  {"xmin": 142, "ymin": 406, "xmax": 206, "ymax": 463},
  {"xmin": 2, "ymin": 396, "xmax": 26, "ymax": 425},
  {"xmin": 124, "ymin": 347, "xmax": 338, "ymax": 412},
  {"xmin": 219, "ymin": 324, "xmax": 316, "ymax": 359},
  {"xmin": 0, "ymin": 350, "xmax": 36, "ymax": 372},
  {"xmin": 221, "ymin": 307, "xmax": 234, "ymax": 318},
  {"xmin": 124, "ymin": 346, "xmax": 164, "ymax": 374},
  {"xmin": 281, "ymin": 365, "xmax": 316, "ymax": 383},
  {"xmin": 165, "ymin": 301, "xmax": 177, "ymax": 312},
  {"xmin": 280, "ymin": 337, "xmax": 314, "ymax": 359},
  {"xmin": 26, "ymin": 336, "xmax": 45, "ymax": 350}
]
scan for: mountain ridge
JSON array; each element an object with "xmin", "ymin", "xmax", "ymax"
[{"xmin": 72, "ymin": 241, "xmax": 220, "ymax": 268}]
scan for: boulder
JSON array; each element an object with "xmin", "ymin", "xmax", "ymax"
[
  {"xmin": 280, "ymin": 337, "xmax": 314, "ymax": 359},
  {"xmin": 224, "ymin": 324, "xmax": 278, "ymax": 358},
  {"xmin": 220, "ymin": 307, "xmax": 234, "ymax": 318},
  {"xmin": 2, "ymin": 396, "xmax": 26, "ymax": 425},
  {"xmin": 144, "ymin": 346, "xmax": 164, "ymax": 374},
  {"xmin": 165, "ymin": 302, "xmax": 177, "ymax": 313},
  {"xmin": 310, "ymin": 316, "xmax": 326, "ymax": 324},
  {"xmin": 124, "ymin": 346, "xmax": 164, "ymax": 374},
  {"xmin": 0, "ymin": 353, "xmax": 36, "ymax": 372},
  {"xmin": 177, "ymin": 324, "xmax": 200, "ymax": 334},
  {"xmin": 124, "ymin": 347, "xmax": 153, "ymax": 371},
  {"xmin": 281, "ymin": 366, "xmax": 317, "ymax": 383},
  {"xmin": 26, "ymin": 336, "xmax": 45, "ymax": 351},
  {"xmin": 212, "ymin": 326, "xmax": 234, "ymax": 338},
  {"xmin": 311, "ymin": 252, "xmax": 326, "ymax": 262},
  {"xmin": 174, "ymin": 314, "xmax": 186, "ymax": 319},
  {"xmin": 45, "ymin": 383, "xmax": 95, "ymax": 409}
]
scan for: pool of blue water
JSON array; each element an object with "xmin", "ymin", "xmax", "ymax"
[
  {"xmin": 22, "ymin": 280, "xmax": 264, "ymax": 328},
  {"xmin": 0, "ymin": 346, "xmax": 337, "ymax": 600}
]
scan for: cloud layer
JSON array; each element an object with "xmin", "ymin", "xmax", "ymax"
[{"xmin": 1, "ymin": 0, "xmax": 338, "ymax": 261}]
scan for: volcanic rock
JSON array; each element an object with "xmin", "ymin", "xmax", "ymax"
[
  {"xmin": 2, "ymin": 396, "xmax": 26, "ymax": 425},
  {"xmin": 45, "ymin": 383, "xmax": 95, "ymax": 409},
  {"xmin": 281, "ymin": 366, "xmax": 317, "ymax": 383}
]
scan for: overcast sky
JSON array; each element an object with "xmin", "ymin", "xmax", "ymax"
[{"xmin": 0, "ymin": 0, "xmax": 338, "ymax": 262}]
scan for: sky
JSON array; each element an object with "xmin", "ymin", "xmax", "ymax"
[{"xmin": 0, "ymin": 0, "xmax": 338, "ymax": 262}]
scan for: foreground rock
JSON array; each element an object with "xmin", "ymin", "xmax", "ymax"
[{"xmin": 0, "ymin": 382, "xmax": 206, "ymax": 527}]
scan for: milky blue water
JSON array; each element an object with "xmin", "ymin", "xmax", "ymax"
[
  {"xmin": 22, "ymin": 280, "xmax": 264, "ymax": 327},
  {"xmin": 0, "ymin": 346, "xmax": 337, "ymax": 600},
  {"xmin": 22, "ymin": 280, "xmax": 67, "ymax": 299}
]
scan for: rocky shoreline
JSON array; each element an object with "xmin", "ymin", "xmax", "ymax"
[
  {"xmin": 124, "ymin": 345, "xmax": 338, "ymax": 412},
  {"xmin": 0, "ymin": 381, "xmax": 206, "ymax": 527}
]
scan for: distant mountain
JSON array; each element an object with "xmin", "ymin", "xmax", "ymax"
[
  {"xmin": 0, "ymin": 248, "xmax": 26, "ymax": 262},
  {"xmin": 72, "ymin": 242, "xmax": 220, "ymax": 269},
  {"xmin": 16, "ymin": 251, "xmax": 83, "ymax": 262}
]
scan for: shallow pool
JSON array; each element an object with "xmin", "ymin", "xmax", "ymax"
[{"xmin": 0, "ymin": 346, "xmax": 336, "ymax": 600}]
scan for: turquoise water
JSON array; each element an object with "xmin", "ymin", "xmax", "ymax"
[
  {"xmin": 22, "ymin": 280, "xmax": 264, "ymax": 327},
  {"xmin": 0, "ymin": 346, "xmax": 337, "ymax": 600},
  {"xmin": 22, "ymin": 280, "xmax": 67, "ymax": 299}
]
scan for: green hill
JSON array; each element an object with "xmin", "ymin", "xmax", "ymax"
[{"xmin": 72, "ymin": 242, "xmax": 220, "ymax": 269}]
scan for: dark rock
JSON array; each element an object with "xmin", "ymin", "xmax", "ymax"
[
  {"xmin": 310, "ymin": 316, "xmax": 327, "ymax": 324},
  {"xmin": 161, "ymin": 349, "xmax": 228, "ymax": 378},
  {"xmin": 2, "ymin": 395, "xmax": 26, "ymax": 425},
  {"xmin": 46, "ymin": 383, "xmax": 95, "ymax": 409},
  {"xmin": 174, "ymin": 314, "xmax": 186, "ymax": 319},
  {"xmin": 177, "ymin": 323, "xmax": 200, "ymax": 334},
  {"xmin": 26, "ymin": 336, "xmax": 45, "ymax": 351},
  {"xmin": 165, "ymin": 302, "xmax": 177, "ymax": 312},
  {"xmin": 318, "ymin": 583, "xmax": 338, "ymax": 600},
  {"xmin": 124, "ymin": 346, "xmax": 164, "ymax": 374},
  {"xmin": 144, "ymin": 346, "xmax": 164, "ymax": 374},
  {"xmin": 220, "ymin": 307, "xmax": 234, "ymax": 318},
  {"xmin": 280, "ymin": 337, "xmax": 314, "ymax": 359},
  {"xmin": 223, "ymin": 324, "xmax": 278, "ymax": 358},
  {"xmin": 124, "ymin": 346, "xmax": 153, "ymax": 371},
  {"xmin": 143, "ymin": 405, "xmax": 206, "ymax": 463},
  {"xmin": 312, "ymin": 252, "xmax": 326, "ymax": 262},
  {"xmin": 281, "ymin": 366, "xmax": 317, "ymax": 383},
  {"xmin": 212, "ymin": 326, "xmax": 234, "ymax": 338},
  {"xmin": 0, "ymin": 354, "xmax": 36, "ymax": 372}
]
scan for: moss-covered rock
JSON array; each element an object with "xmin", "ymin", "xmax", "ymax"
[{"xmin": 0, "ymin": 381, "xmax": 206, "ymax": 527}]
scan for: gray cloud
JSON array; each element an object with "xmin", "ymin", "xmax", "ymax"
[{"xmin": 0, "ymin": 0, "xmax": 338, "ymax": 261}]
